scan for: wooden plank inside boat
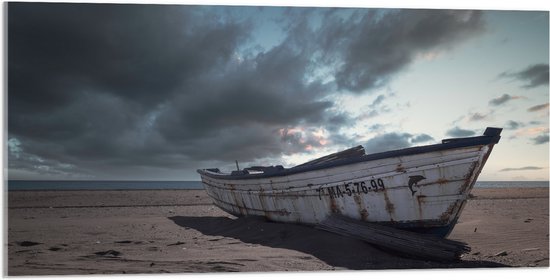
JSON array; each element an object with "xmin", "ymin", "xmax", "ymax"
[
  {"xmin": 316, "ymin": 214, "xmax": 470, "ymax": 262},
  {"xmin": 292, "ymin": 145, "xmax": 366, "ymax": 169}
]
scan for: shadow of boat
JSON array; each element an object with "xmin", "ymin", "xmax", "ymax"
[{"xmin": 168, "ymin": 215, "xmax": 509, "ymax": 270}]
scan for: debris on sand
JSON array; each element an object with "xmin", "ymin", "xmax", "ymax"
[
  {"xmin": 94, "ymin": 250, "xmax": 122, "ymax": 257},
  {"xmin": 167, "ymin": 241, "xmax": 186, "ymax": 246},
  {"xmin": 16, "ymin": 241, "xmax": 42, "ymax": 247},
  {"xmin": 495, "ymin": 251, "xmax": 508, "ymax": 257}
]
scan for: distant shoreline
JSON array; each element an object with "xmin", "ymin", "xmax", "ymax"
[
  {"xmin": 5, "ymin": 186, "xmax": 550, "ymax": 192},
  {"xmin": 5, "ymin": 180, "xmax": 549, "ymax": 191},
  {"xmin": 6, "ymin": 180, "xmax": 549, "ymax": 182}
]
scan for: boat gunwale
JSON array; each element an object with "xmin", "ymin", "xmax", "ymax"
[{"xmin": 197, "ymin": 127, "xmax": 502, "ymax": 181}]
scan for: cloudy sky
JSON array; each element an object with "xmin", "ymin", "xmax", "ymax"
[{"xmin": 6, "ymin": 1, "xmax": 549, "ymax": 181}]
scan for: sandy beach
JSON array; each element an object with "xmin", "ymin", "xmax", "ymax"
[{"xmin": 6, "ymin": 187, "xmax": 549, "ymax": 275}]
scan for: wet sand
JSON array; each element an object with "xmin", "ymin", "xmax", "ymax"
[{"xmin": 6, "ymin": 187, "xmax": 549, "ymax": 275}]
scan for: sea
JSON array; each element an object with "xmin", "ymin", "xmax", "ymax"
[
  {"xmin": 6, "ymin": 180, "xmax": 203, "ymax": 191},
  {"xmin": 4, "ymin": 180, "xmax": 549, "ymax": 191}
]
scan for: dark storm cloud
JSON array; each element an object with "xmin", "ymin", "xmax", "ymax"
[
  {"xmin": 7, "ymin": 138, "xmax": 91, "ymax": 178},
  {"xmin": 357, "ymin": 94, "xmax": 391, "ymax": 120},
  {"xmin": 500, "ymin": 166, "xmax": 543, "ymax": 172},
  {"xmin": 499, "ymin": 64, "xmax": 549, "ymax": 88},
  {"xmin": 532, "ymin": 134, "xmax": 549, "ymax": 145},
  {"xmin": 7, "ymin": 3, "xmax": 487, "ymax": 179},
  {"xmin": 528, "ymin": 103, "xmax": 549, "ymax": 112},
  {"xmin": 7, "ymin": 3, "xmax": 341, "ymax": 178},
  {"xmin": 8, "ymin": 3, "xmax": 250, "ymax": 142},
  {"xmin": 505, "ymin": 120, "xmax": 524, "ymax": 130},
  {"xmin": 152, "ymin": 40, "xmax": 338, "ymax": 162},
  {"xmin": 317, "ymin": 9, "xmax": 485, "ymax": 92},
  {"xmin": 489, "ymin": 94, "xmax": 522, "ymax": 106},
  {"xmin": 9, "ymin": 4, "xmax": 247, "ymax": 113},
  {"xmin": 468, "ymin": 112, "xmax": 491, "ymax": 121},
  {"xmin": 364, "ymin": 132, "xmax": 434, "ymax": 154},
  {"xmin": 446, "ymin": 127, "xmax": 476, "ymax": 137},
  {"xmin": 365, "ymin": 133, "xmax": 412, "ymax": 154},
  {"xmin": 411, "ymin": 134, "xmax": 435, "ymax": 144},
  {"xmin": 367, "ymin": 124, "xmax": 384, "ymax": 131},
  {"xmin": 371, "ymin": 95, "xmax": 386, "ymax": 107}
]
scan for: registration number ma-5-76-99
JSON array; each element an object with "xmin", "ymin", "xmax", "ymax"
[{"xmin": 316, "ymin": 179, "xmax": 386, "ymax": 199}]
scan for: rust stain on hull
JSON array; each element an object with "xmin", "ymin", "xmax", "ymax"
[
  {"xmin": 416, "ymin": 195, "xmax": 426, "ymax": 220},
  {"xmin": 395, "ymin": 164, "xmax": 406, "ymax": 173},
  {"xmin": 440, "ymin": 200, "xmax": 461, "ymax": 223},
  {"xmin": 353, "ymin": 194, "xmax": 369, "ymax": 221},
  {"xmin": 460, "ymin": 161, "xmax": 479, "ymax": 193},
  {"xmin": 436, "ymin": 178, "xmax": 449, "ymax": 185},
  {"xmin": 329, "ymin": 196, "xmax": 340, "ymax": 214},
  {"xmin": 382, "ymin": 190, "xmax": 395, "ymax": 221}
]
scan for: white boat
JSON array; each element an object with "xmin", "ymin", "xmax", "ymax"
[{"xmin": 197, "ymin": 127, "xmax": 502, "ymax": 237}]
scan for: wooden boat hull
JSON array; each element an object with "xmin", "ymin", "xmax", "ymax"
[{"xmin": 197, "ymin": 128, "xmax": 501, "ymax": 237}]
